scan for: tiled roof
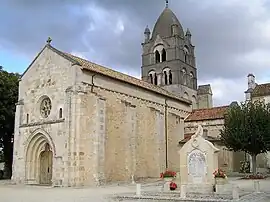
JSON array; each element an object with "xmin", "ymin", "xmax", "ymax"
[
  {"xmin": 46, "ymin": 45, "xmax": 191, "ymax": 105},
  {"xmin": 251, "ymin": 83, "xmax": 270, "ymax": 97},
  {"xmin": 185, "ymin": 105, "xmax": 229, "ymax": 122}
]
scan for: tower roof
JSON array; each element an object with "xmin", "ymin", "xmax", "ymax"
[{"xmin": 151, "ymin": 7, "xmax": 184, "ymax": 39}]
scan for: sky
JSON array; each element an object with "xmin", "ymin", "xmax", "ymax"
[{"xmin": 1, "ymin": 0, "xmax": 270, "ymax": 106}]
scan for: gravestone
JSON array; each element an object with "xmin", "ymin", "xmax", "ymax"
[
  {"xmin": 178, "ymin": 125, "xmax": 220, "ymax": 193},
  {"xmin": 188, "ymin": 149, "xmax": 207, "ymax": 184}
]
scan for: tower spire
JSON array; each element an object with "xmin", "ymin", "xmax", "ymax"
[{"xmin": 165, "ymin": 0, "xmax": 169, "ymax": 8}]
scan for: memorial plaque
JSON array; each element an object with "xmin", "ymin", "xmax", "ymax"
[{"xmin": 188, "ymin": 149, "xmax": 206, "ymax": 184}]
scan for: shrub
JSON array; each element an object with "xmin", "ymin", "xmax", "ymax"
[
  {"xmin": 160, "ymin": 170, "xmax": 177, "ymax": 178},
  {"xmin": 213, "ymin": 168, "xmax": 227, "ymax": 178},
  {"xmin": 239, "ymin": 161, "xmax": 250, "ymax": 173}
]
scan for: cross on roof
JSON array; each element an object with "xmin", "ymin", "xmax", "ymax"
[
  {"xmin": 46, "ymin": 37, "xmax": 52, "ymax": 44},
  {"xmin": 165, "ymin": 0, "xmax": 169, "ymax": 8}
]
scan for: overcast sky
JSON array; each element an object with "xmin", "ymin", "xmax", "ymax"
[{"xmin": 1, "ymin": 0, "xmax": 270, "ymax": 106}]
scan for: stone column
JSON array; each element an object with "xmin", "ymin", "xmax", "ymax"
[
  {"xmin": 95, "ymin": 97, "xmax": 106, "ymax": 185},
  {"xmin": 129, "ymin": 105, "xmax": 137, "ymax": 180},
  {"xmin": 157, "ymin": 73, "xmax": 162, "ymax": 86},
  {"xmin": 14, "ymin": 81, "xmax": 22, "ymax": 183},
  {"xmin": 123, "ymin": 102, "xmax": 136, "ymax": 181},
  {"xmin": 249, "ymin": 154, "xmax": 253, "ymax": 173},
  {"xmin": 12, "ymin": 99, "xmax": 24, "ymax": 183},
  {"xmin": 265, "ymin": 152, "xmax": 270, "ymax": 169},
  {"xmin": 63, "ymin": 86, "xmax": 83, "ymax": 187},
  {"xmin": 70, "ymin": 92, "xmax": 78, "ymax": 186},
  {"xmin": 62, "ymin": 90, "xmax": 72, "ymax": 187},
  {"xmin": 156, "ymin": 111, "xmax": 165, "ymax": 173}
]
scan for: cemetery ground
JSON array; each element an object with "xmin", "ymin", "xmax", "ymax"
[{"xmin": 1, "ymin": 177, "xmax": 270, "ymax": 202}]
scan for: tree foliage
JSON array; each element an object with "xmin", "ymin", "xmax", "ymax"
[
  {"xmin": 220, "ymin": 100, "xmax": 270, "ymax": 174},
  {"xmin": 0, "ymin": 66, "xmax": 20, "ymax": 177}
]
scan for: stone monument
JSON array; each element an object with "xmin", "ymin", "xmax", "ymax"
[{"xmin": 178, "ymin": 125, "xmax": 220, "ymax": 193}]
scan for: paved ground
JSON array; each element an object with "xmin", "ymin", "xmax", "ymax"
[{"xmin": 0, "ymin": 178, "xmax": 270, "ymax": 202}]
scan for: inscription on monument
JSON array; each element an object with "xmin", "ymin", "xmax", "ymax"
[{"xmin": 188, "ymin": 149, "xmax": 206, "ymax": 184}]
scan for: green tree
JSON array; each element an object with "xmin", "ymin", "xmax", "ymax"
[
  {"xmin": 0, "ymin": 66, "xmax": 20, "ymax": 178},
  {"xmin": 220, "ymin": 101, "xmax": 270, "ymax": 175}
]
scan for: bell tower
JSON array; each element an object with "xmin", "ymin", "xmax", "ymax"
[{"xmin": 141, "ymin": 2, "xmax": 198, "ymax": 109}]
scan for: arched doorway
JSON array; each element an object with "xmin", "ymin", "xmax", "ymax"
[
  {"xmin": 39, "ymin": 143, "xmax": 53, "ymax": 185},
  {"xmin": 25, "ymin": 131, "xmax": 55, "ymax": 185}
]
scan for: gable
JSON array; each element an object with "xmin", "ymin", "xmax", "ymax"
[
  {"xmin": 252, "ymin": 83, "xmax": 270, "ymax": 97},
  {"xmin": 21, "ymin": 44, "xmax": 77, "ymax": 80}
]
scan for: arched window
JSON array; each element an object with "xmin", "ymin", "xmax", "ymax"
[
  {"xmin": 149, "ymin": 74, "xmax": 153, "ymax": 84},
  {"xmin": 154, "ymin": 73, "xmax": 158, "ymax": 85},
  {"xmin": 26, "ymin": 114, "xmax": 29, "ymax": 124},
  {"xmin": 184, "ymin": 46, "xmax": 189, "ymax": 63},
  {"xmin": 190, "ymin": 72, "xmax": 194, "ymax": 88},
  {"xmin": 169, "ymin": 70, "xmax": 172, "ymax": 84},
  {"xmin": 182, "ymin": 68, "xmax": 187, "ymax": 85},
  {"xmin": 162, "ymin": 49, "xmax": 166, "ymax": 62},
  {"xmin": 163, "ymin": 67, "xmax": 172, "ymax": 85},
  {"xmin": 148, "ymin": 70, "xmax": 156, "ymax": 84},
  {"xmin": 183, "ymin": 92, "xmax": 189, "ymax": 99},
  {"xmin": 155, "ymin": 50, "xmax": 160, "ymax": 63},
  {"xmin": 185, "ymin": 54, "xmax": 188, "ymax": 63},
  {"xmin": 59, "ymin": 108, "xmax": 63, "ymax": 119},
  {"xmin": 192, "ymin": 95, "xmax": 197, "ymax": 109},
  {"xmin": 164, "ymin": 71, "xmax": 168, "ymax": 85},
  {"xmin": 203, "ymin": 129, "xmax": 208, "ymax": 138}
]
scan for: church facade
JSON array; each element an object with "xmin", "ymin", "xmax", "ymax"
[
  {"xmin": 11, "ymin": 43, "xmax": 192, "ymax": 186},
  {"xmin": 11, "ymin": 4, "xmax": 244, "ymax": 187}
]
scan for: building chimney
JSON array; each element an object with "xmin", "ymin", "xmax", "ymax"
[{"xmin": 247, "ymin": 73, "xmax": 256, "ymax": 89}]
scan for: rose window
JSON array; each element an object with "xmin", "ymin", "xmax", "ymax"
[{"xmin": 40, "ymin": 97, "xmax": 52, "ymax": 118}]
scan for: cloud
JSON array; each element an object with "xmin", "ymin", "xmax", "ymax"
[
  {"xmin": 199, "ymin": 78, "xmax": 247, "ymax": 106},
  {"xmin": 1, "ymin": 0, "xmax": 270, "ymax": 106}
]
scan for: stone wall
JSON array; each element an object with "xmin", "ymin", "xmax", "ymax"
[
  {"xmin": 185, "ymin": 119, "xmax": 224, "ymax": 139},
  {"xmin": 77, "ymin": 70, "xmax": 191, "ymax": 185},
  {"xmin": 168, "ymin": 113, "xmax": 184, "ymax": 171}
]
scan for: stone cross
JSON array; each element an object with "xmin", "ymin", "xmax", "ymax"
[{"xmin": 46, "ymin": 37, "xmax": 52, "ymax": 44}]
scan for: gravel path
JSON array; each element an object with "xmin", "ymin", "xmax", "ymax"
[{"xmin": 1, "ymin": 178, "xmax": 270, "ymax": 202}]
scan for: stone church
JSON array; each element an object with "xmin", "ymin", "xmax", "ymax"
[{"xmin": 11, "ymin": 3, "xmax": 243, "ymax": 187}]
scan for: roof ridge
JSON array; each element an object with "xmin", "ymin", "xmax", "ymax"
[
  {"xmin": 64, "ymin": 52, "xmax": 147, "ymax": 84},
  {"xmin": 257, "ymin": 82, "xmax": 270, "ymax": 86},
  {"xmin": 192, "ymin": 105, "xmax": 229, "ymax": 111},
  {"xmin": 186, "ymin": 105, "xmax": 229, "ymax": 122}
]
